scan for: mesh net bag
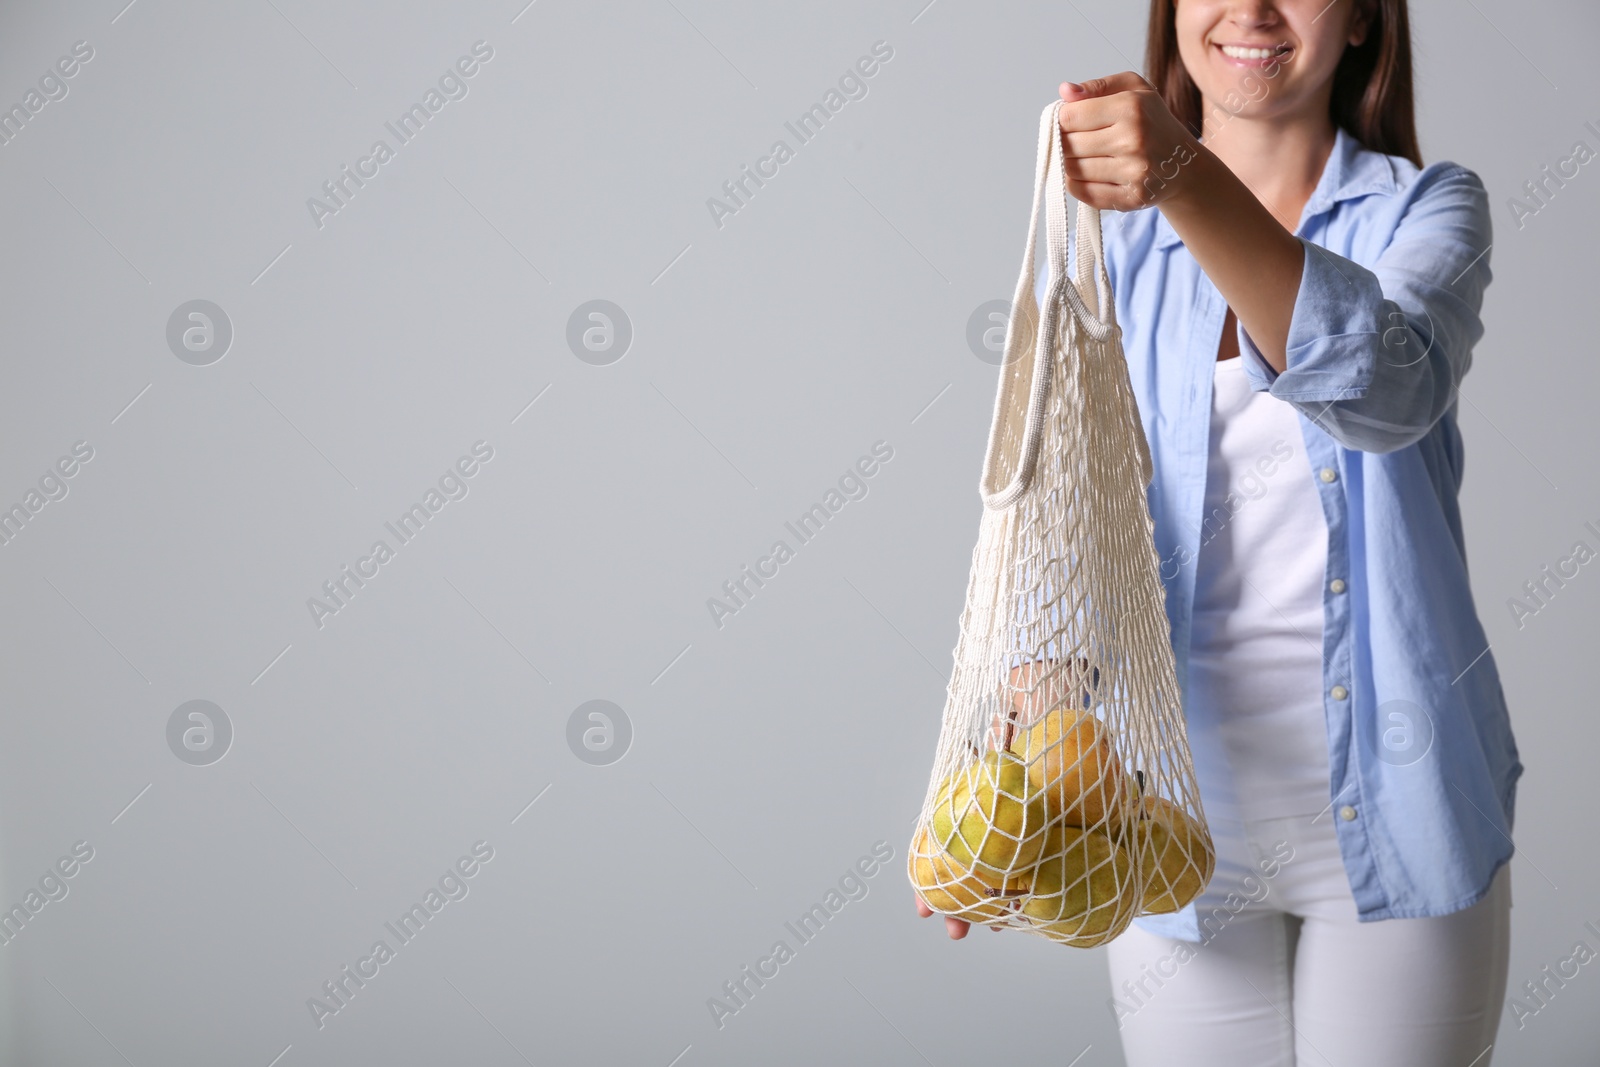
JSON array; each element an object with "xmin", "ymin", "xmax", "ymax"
[{"xmin": 908, "ymin": 101, "xmax": 1214, "ymax": 946}]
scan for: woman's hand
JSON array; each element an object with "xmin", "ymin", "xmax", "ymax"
[
  {"xmin": 1057, "ymin": 73, "xmax": 1203, "ymax": 212},
  {"xmin": 914, "ymin": 893, "xmax": 1004, "ymax": 939},
  {"xmin": 1056, "ymin": 71, "xmax": 1304, "ymax": 374}
]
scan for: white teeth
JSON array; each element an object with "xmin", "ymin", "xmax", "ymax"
[{"xmin": 1220, "ymin": 44, "xmax": 1287, "ymax": 59}]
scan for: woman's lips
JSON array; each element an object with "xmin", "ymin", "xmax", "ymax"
[{"xmin": 1214, "ymin": 42, "xmax": 1293, "ymax": 68}]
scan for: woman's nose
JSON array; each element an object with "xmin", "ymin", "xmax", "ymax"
[{"xmin": 1222, "ymin": 0, "xmax": 1284, "ymax": 29}]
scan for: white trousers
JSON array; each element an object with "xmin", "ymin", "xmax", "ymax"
[{"xmin": 1107, "ymin": 809, "xmax": 1512, "ymax": 1067}]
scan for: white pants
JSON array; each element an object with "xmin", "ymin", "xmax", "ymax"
[{"xmin": 1107, "ymin": 809, "xmax": 1512, "ymax": 1067}]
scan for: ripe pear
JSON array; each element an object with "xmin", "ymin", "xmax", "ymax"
[
  {"xmin": 1032, "ymin": 913, "xmax": 1134, "ymax": 948},
  {"xmin": 929, "ymin": 749, "xmax": 1049, "ymax": 883},
  {"xmin": 1131, "ymin": 793, "xmax": 1214, "ymax": 914},
  {"xmin": 1019, "ymin": 708, "xmax": 1131, "ymax": 831},
  {"xmin": 1018, "ymin": 822, "xmax": 1137, "ymax": 943},
  {"xmin": 906, "ymin": 825, "xmax": 1026, "ymax": 923}
]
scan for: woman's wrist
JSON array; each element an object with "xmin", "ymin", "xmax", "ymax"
[{"xmin": 1155, "ymin": 147, "xmax": 1303, "ymax": 373}]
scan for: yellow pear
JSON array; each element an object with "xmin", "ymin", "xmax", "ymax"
[
  {"xmin": 1131, "ymin": 793, "xmax": 1214, "ymax": 914},
  {"xmin": 929, "ymin": 749, "xmax": 1049, "ymax": 883},
  {"xmin": 906, "ymin": 825, "xmax": 1026, "ymax": 923},
  {"xmin": 1018, "ymin": 822, "xmax": 1137, "ymax": 942},
  {"xmin": 1032, "ymin": 913, "xmax": 1133, "ymax": 948},
  {"xmin": 1018, "ymin": 708, "xmax": 1131, "ymax": 831}
]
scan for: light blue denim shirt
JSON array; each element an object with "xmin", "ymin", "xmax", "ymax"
[{"xmin": 1034, "ymin": 126, "xmax": 1522, "ymax": 941}]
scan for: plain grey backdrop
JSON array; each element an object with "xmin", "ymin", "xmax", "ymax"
[{"xmin": 0, "ymin": 1, "xmax": 1595, "ymax": 1064}]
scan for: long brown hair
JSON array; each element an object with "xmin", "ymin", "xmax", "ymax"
[{"xmin": 1144, "ymin": 0, "xmax": 1421, "ymax": 166}]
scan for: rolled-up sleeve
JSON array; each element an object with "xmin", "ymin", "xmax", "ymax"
[{"xmin": 1236, "ymin": 164, "xmax": 1493, "ymax": 454}]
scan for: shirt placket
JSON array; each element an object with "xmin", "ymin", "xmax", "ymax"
[{"xmin": 1298, "ymin": 422, "xmax": 1382, "ymax": 912}]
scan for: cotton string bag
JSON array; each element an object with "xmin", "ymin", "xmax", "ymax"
[{"xmin": 907, "ymin": 100, "xmax": 1214, "ymax": 945}]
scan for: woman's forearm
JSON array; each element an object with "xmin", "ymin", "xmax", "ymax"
[{"xmin": 1156, "ymin": 145, "xmax": 1305, "ymax": 374}]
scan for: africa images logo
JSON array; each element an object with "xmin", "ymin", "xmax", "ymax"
[
  {"xmin": 705, "ymin": 40, "xmax": 894, "ymax": 230},
  {"xmin": 306, "ymin": 41, "xmax": 495, "ymax": 230},
  {"xmin": 705, "ymin": 441, "xmax": 893, "ymax": 629},
  {"xmin": 306, "ymin": 841, "xmax": 495, "ymax": 1030}
]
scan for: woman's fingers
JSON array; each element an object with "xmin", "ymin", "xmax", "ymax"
[
  {"xmin": 1066, "ymin": 176, "xmax": 1147, "ymax": 213},
  {"xmin": 1062, "ymin": 71, "xmax": 1153, "ymax": 100},
  {"xmin": 1060, "ymin": 144, "xmax": 1151, "ymax": 208},
  {"xmin": 1057, "ymin": 94, "xmax": 1124, "ymax": 136},
  {"xmin": 1057, "ymin": 73, "xmax": 1197, "ymax": 211},
  {"xmin": 916, "ymin": 891, "xmax": 981, "ymax": 940},
  {"xmin": 1062, "ymin": 155, "xmax": 1129, "ymax": 185}
]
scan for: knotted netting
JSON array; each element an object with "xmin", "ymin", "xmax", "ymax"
[{"xmin": 908, "ymin": 101, "xmax": 1213, "ymax": 946}]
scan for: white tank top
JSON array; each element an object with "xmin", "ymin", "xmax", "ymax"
[{"xmin": 1187, "ymin": 356, "xmax": 1333, "ymax": 818}]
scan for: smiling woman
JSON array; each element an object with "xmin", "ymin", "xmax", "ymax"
[
  {"xmin": 916, "ymin": 1, "xmax": 1521, "ymax": 1065},
  {"xmin": 1102, "ymin": 2, "xmax": 1513, "ymax": 1065},
  {"xmin": 1155, "ymin": 0, "xmax": 1419, "ymax": 164}
]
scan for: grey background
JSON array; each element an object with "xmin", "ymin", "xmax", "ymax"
[{"xmin": 0, "ymin": 1, "xmax": 1595, "ymax": 1064}]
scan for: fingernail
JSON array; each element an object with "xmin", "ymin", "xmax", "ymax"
[{"xmin": 1065, "ymin": 81, "xmax": 1084, "ymax": 93}]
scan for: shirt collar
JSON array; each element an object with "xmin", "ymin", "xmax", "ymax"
[{"xmin": 1152, "ymin": 125, "xmax": 1398, "ymax": 250}]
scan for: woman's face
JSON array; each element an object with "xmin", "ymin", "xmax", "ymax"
[{"xmin": 1174, "ymin": 0, "xmax": 1370, "ymax": 128}]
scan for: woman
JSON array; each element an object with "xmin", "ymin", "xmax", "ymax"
[{"xmin": 915, "ymin": 1, "xmax": 1521, "ymax": 1063}]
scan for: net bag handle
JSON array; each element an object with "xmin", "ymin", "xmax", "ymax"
[{"xmin": 980, "ymin": 100, "xmax": 1117, "ymax": 511}]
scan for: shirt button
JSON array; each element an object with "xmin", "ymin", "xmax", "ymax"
[
  {"xmin": 1319, "ymin": 467, "xmax": 1338, "ymax": 483},
  {"xmin": 1329, "ymin": 578, "xmax": 1347, "ymax": 594},
  {"xmin": 1330, "ymin": 684, "xmax": 1349, "ymax": 701},
  {"xmin": 1339, "ymin": 805, "xmax": 1357, "ymax": 821}
]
